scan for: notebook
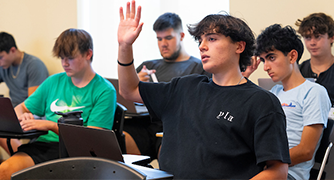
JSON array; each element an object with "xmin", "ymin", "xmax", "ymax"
[
  {"xmin": 106, "ymin": 78, "xmax": 148, "ymax": 115},
  {"xmin": 0, "ymin": 97, "xmax": 43, "ymax": 134},
  {"xmin": 58, "ymin": 123, "xmax": 124, "ymax": 162}
]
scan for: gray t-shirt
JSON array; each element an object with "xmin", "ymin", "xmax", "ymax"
[
  {"xmin": 0, "ymin": 52, "xmax": 49, "ymax": 107},
  {"xmin": 136, "ymin": 56, "xmax": 211, "ymax": 82}
]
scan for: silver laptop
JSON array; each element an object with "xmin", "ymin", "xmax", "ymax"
[{"xmin": 106, "ymin": 78, "xmax": 148, "ymax": 115}]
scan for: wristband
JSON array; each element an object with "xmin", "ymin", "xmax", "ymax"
[{"xmin": 118, "ymin": 59, "xmax": 134, "ymax": 66}]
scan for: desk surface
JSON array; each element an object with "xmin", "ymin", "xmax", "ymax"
[
  {"xmin": 127, "ymin": 163, "xmax": 173, "ymax": 180},
  {"xmin": 0, "ymin": 131, "xmax": 47, "ymax": 139}
]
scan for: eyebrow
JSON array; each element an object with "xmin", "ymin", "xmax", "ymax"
[{"xmin": 265, "ymin": 52, "xmax": 275, "ymax": 59}]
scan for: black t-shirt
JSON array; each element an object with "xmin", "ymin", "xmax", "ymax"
[
  {"xmin": 139, "ymin": 75, "xmax": 291, "ymax": 179},
  {"xmin": 299, "ymin": 59, "xmax": 334, "ymax": 106},
  {"xmin": 136, "ymin": 56, "xmax": 211, "ymax": 82}
]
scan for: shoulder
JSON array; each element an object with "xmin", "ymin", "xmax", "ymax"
[
  {"xmin": 303, "ymin": 80, "xmax": 328, "ymax": 95},
  {"xmin": 299, "ymin": 59, "xmax": 310, "ymax": 70},
  {"xmin": 188, "ymin": 56, "xmax": 202, "ymax": 63},
  {"xmin": 24, "ymin": 53, "xmax": 44, "ymax": 64},
  {"xmin": 92, "ymin": 74, "xmax": 116, "ymax": 92}
]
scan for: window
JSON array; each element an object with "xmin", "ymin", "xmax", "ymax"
[{"xmin": 78, "ymin": 0, "xmax": 229, "ymax": 78}]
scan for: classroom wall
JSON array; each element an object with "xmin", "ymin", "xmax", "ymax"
[
  {"xmin": 0, "ymin": 0, "xmax": 77, "ymax": 96},
  {"xmin": 229, "ymin": 0, "xmax": 334, "ymax": 83}
]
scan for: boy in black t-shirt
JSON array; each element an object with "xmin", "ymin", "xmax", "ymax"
[{"xmin": 117, "ymin": 1, "xmax": 290, "ymax": 179}]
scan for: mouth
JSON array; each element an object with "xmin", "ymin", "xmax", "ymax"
[
  {"xmin": 267, "ymin": 72, "xmax": 274, "ymax": 78},
  {"xmin": 201, "ymin": 55, "xmax": 210, "ymax": 62}
]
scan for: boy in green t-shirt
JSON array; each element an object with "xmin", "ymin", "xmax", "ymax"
[{"xmin": 0, "ymin": 29, "xmax": 116, "ymax": 180}]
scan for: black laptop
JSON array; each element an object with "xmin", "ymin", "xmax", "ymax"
[
  {"xmin": 58, "ymin": 123, "xmax": 124, "ymax": 162},
  {"xmin": 0, "ymin": 97, "xmax": 45, "ymax": 135},
  {"xmin": 106, "ymin": 78, "xmax": 148, "ymax": 115}
]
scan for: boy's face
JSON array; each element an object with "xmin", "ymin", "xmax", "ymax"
[
  {"xmin": 0, "ymin": 49, "xmax": 15, "ymax": 69},
  {"xmin": 156, "ymin": 28, "xmax": 183, "ymax": 61},
  {"xmin": 198, "ymin": 32, "xmax": 241, "ymax": 74},
  {"xmin": 61, "ymin": 50, "xmax": 92, "ymax": 78},
  {"xmin": 259, "ymin": 49, "xmax": 293, "ymax": 83},
  {"xmin": 303, "ymin": 32, "xmax": 334, "ymax": 57}
]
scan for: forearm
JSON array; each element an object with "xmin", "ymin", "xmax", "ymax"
[
  {"xmin": 289, "ymin": 145, "xmax": 314, "ymax": 166},
  {"xmin": 289, "ymin": 124, "xmax": 323, "ymax": 166},
  {"xmin": 14, "ymin": 102, "xmax": 30, "ymax": 118},
  {"xmin": 250, "ymin": 161, "xmax": 288, "ymax": 180},
  {"xmin": 118, "ymin": 44, "xmax": 142, "ymax": 102}
]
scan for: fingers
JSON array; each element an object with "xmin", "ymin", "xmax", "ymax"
[
  {"xmin": 126, "ymin": 1, "xmax": 131, "ymax": 19},
  {"xmin": 119, "ymin": 7, "xmax": 124, "ymax": 20},
  {"xmin": 135, "ymin": 5, "xmax": 141, "ymax": 24},
  {"xmin": 130, "ymin": 0, "xmax": 136, "ymax": 19}
]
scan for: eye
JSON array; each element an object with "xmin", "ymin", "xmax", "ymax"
[
  {"xmin": 157, "ymin": 37, "xmax": 162, "ymax": 41},
  {"xmin": 208, "ymin": 37, "xmax": 216, "ymax": 42},
  {"xmin": 165, "ymin": 36, "xmax": 173, "ymax": 40},
  {"xmin": 268, "ymin": 55, "xmax": 275, "ymax": 61},
  {"xmin": 304, "ymin": 36, "xmax": 311, "ymax": 41},
  {"xmin": 259, "ymin": 58, "xmax": 265, "ymax": 62}
]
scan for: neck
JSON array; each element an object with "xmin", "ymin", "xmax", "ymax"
[
  {"xmin": 164, "ymin": 47, "xmax": 190, "ymax": 62},
  {"xmin": 212, "ymin": 67, "xmax": 245, "ymax": 86},
  {"xmin": 13, "ymin": 51, "xmax": 24, "ymax": 66},
  {"xmin": 281, "ymin": 66, "xmax": 305, "ymax": 91},
  {"xmin": 310, "ymin": 53, "xmax": 334, "ymax": 74},
  {"xmin": 71, "ymin": 67, "xmax": 96, "ymax": 88}
]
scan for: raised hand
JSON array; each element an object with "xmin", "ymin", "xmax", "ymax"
[{"xmin": 118, "ymin": 0, "xmax": 144, "ymax": 46}]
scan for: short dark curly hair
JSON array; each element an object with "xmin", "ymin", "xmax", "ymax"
[
  {"xmin": 187, "ymin": 14, "xmax": 255, "ymax": 71},
  {"xmin": 296, "ymin": 12, "xmax": 334, "ymax": 38},
  {"xmin": 255, "ymin": 24, "xmax": 304, "ymax": 64}
]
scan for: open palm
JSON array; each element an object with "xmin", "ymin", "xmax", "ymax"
[{"xmin": 118, "ymin": 0, "xmax": 144, "ymax": 46}]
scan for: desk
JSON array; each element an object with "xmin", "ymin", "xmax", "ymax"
[
  {"xmin": 0, "ymin": 131, "xmax": 47, "ymax": 155},
  {"xmin": 127, "ymin": 163, "xmax": 173, "ymax": 180}
]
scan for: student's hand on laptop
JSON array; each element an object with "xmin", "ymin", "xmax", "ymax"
[
  {"xmin": 18, "ymin": 112, "xmax": 35, "ymax": 122},
  {"xmin": 19, "ymin": 112, "xmax": 55, "ymax": 132},
  {"xmin": 138, "ymin": 65, "xmax": 156, "ymax": 82},
  {"xmin": 20, "ymin": 119, "xmax": 54, "ymax": 132}
]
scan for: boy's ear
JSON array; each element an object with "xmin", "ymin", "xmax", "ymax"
[
  {"xmin": 236, "ymin": 41, "xmax": 246, "ymax": 54},
  {"xmin": 288, "ymin": 49, "xmax": 298, "ymax": 64},
  {"xmin": 86, "ymin": 49, "xmax": 93, "ymax": 60}
]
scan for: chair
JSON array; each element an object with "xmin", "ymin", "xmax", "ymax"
[
  {"xmin": 310, "ymin": 119, "xmax": 334, "ymax": 180},
  {"xmin": 11, "ymin": 156, "xmax": 146, "ymax": 180},
  {"xmin": 114, "ymin": 103, "xmax": 127, "ymax": 154}
]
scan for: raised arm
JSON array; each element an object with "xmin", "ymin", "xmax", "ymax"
[{"xmin": 117, "ymin": 0, "xmax": 144, "ymax": 102}]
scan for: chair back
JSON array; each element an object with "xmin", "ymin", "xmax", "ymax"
[
  {"xmin": 315, "ymin": 119, "xmax": 334, "ymax": 163},
  {"xmin": 310, "ymin": 119, "xmax": 334, "ymax": 180},
  {"xmin": 11, "ymin": 157, "xmax": 146, "ymax": 180},
  {"xmin": 113, "ymin": 103, "xmax": 127, "ymax": 153}
]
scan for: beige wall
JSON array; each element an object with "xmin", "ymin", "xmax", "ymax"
[
  {"xmin": 0, "ymin": 0, "xmax": 77, "ymax": 96},
  {"xmin": 230, "ymin": 0, "xmax": 334, "ymax": 84}
]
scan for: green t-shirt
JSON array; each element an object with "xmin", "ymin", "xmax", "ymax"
[{"xmin": 24, "ymin": 72, "xmax": 117, "ymax": 143}]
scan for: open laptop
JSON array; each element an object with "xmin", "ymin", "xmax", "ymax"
[
  {"xmin": 106, "ymin": 78, "xmax": 148, "ymax": 115},
  {"xmin": 0, "ymin": 97, "xmax": 44, "ymax": 134},
  {"xmin": 58, "ymin": 123, "xmax": 124, "ymax": 162},
  {"xmin": 258, "ymin": 78, "xmax": 316, "ymax": 91}
]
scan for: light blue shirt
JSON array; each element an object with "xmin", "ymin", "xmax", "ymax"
[{"xmin": 271, "ymin": 80, "xmax": 331, "ymax": 180}]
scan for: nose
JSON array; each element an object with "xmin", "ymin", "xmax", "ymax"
[
  {"xmin": 160, "ymin": 39, "xmax": 168, "ymax": 47},
  {"xmin": 263, "ymin": 61, "xmax": 270, "ymax": 71},
  {"xmin": 199, "ymin": 40, "xmax": 207, "ymax": 52},
  {"xmin": 62, "ymin": 58, "xmax": 69, "ymax": 66}
]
